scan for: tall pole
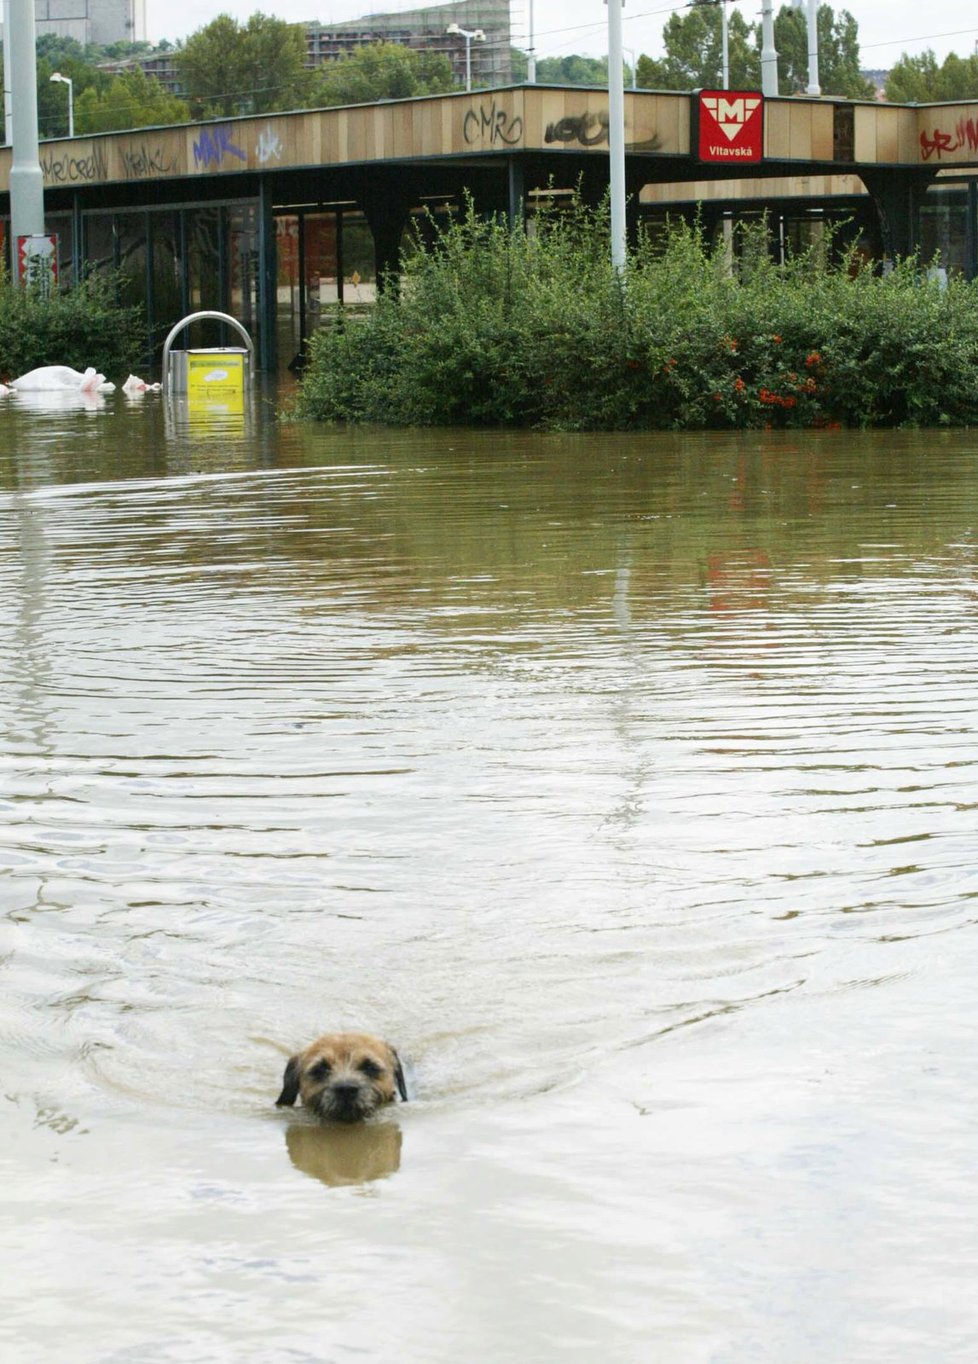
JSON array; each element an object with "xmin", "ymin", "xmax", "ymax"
[
  {"xmin": 721, "ymin": 1, "xmax": 729, "ymax": 89},
  {"xmin": 806, "ymin": 0, "xmax": 821, "ymax": 95},
  {"xmin": 607, "ymin": 0, "xmax": 626, "ymax": 274},
  {"xmin": 760, "ymin": 0, "xmax": 778, "ymax": 97},
  {"xmin": 527, "ymin": 0, "xmax": 536, "ymax": 82},
  {"xmin": 9, "ymin": 0, "xmax": 46, "ymax": 259},
  {"xmin": 2, "ymin": 0, "xmax": 12, "ymax": 144}
]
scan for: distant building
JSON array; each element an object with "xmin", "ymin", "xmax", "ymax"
[
  {"xmin": 861, "ymin": 69, "xmax": 889, "ymax": 102},
  {"xmin": 21, "ymin": 0, "xmax": 148, "ymax": 48},
  {"xmin": 101, "ymin": 0, "xmax": 512, "ymax": 98},
  {"xmin": 308, "ymin": 0, "xmax": 513, "ymax": 89}
]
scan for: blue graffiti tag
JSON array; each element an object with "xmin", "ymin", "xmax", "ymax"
[{"xmin": 193, "ymin": 126, "xmax": 247, "ymax": 169}]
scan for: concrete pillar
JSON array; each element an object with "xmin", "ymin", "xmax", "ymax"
[{"xmin": 8, "ymin": 0, "xmax": 45, "ymax": 261}]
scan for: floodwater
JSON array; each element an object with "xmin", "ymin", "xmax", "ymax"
[{"xmin": 1, "ymin": 391, "xmax": 977, "ymax": 1363}]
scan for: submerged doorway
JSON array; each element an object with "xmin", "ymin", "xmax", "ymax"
[{"xmin": 276, "ymin": 206, "xmax": 378, "ymax": 369}]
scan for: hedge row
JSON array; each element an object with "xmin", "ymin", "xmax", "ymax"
[
  {"xmin": 0, "ymin": 271, "xmax": 145, "ymax": 381},
  {"xmin": 296, "ymin": 204, "xmax": 978, "ymax": 430}
]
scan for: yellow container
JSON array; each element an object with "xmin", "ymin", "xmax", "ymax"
[{"xmin": 186, "ymin": 348, "xmax": 247, "ymax": 413}]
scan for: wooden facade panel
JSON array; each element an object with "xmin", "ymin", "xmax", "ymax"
[
  {"xmin": 400, "ymin": 103, "xmax": 423, "ymax": 159},
  {"xmin": 654, "ymin": 96, "xmax": 689, "ymax": 155},
  {"xmin": 452, "ymin": 91, "xmax": 525, "ymax": 153},
  {"xmin": 897, "ymin": 111, "xmax": 918, "ymax": 163},
  {"xmin": 526, "ymin": 88, "xmax": 613, "ymax": 153},
  {"xmin": 809, "ymin": 104, "xmax": 834, "ymax": 161},
  {"xmin": 629, "ymin": 93, "xmax": 683, "ymax": 155},
  {"xmin": 6, "ymin": 91, "xmax": 978, "ymax": 197},
  {"xmin": 788, "ymin": 104, "xmax": 813, "ymax": 159},
  {"xmin": 441, "ymin": 98, "xmax": 455, "ymax": 151},
  {"xmin": 853, "ymin": 107, "xmax": 878, "ymax": 163},
  {"xmin": 641, "ymin": 171, "xmax": 868, "ymax": 203},
  {"xmin": 765, "ymin": 102, "xmax": 791, "ymax": 160},
  {"xmin": 875, "ymin": 112, "xmax": 899, "ymax": 164},
  {"xmin": 916, "ymin": 103, "xmax": 978, "ymax": 165}
]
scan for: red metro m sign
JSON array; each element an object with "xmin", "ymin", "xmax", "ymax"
[{"xmin": 695, "ymin": 90, "xmax": 764, "ymax": 164}]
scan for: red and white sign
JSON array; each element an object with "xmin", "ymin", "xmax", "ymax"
[
  {"xmin": 18, "ymin": 234, "xmax": 59, "ymax": 295},
  {"xmin": 696, "ymin": 90, "xmax": 764, "ymax": 163}
]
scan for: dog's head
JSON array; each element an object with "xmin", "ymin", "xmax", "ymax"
[{"xmin": 276, "ymin": 1032, "xmax": 407, "ymax": 1123}]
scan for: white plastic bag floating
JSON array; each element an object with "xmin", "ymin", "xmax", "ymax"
[
  {"xmin": 122, "ymin": 374, "xmax": 161, "ymax": 393},
  {"xmin": 11, "ymin": 364, "xmax": 106, "ymax": 392}
]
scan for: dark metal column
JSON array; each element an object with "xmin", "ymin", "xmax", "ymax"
[
  {"xmin": 71, "ymin": 194, "xmax": 84, "ymax": 283},
  {"xmin": 336, "ymin": 209, "xmax": 345, "ymax": 307},
  {"xmin": 507, "ymin": 156, "xmax": 525, "ymax": 229},
  {"xmin": 178, "ymin": 209, "xmax": 191, "ymax": 317},
  {"xmin": 144, "ymin": 210, "xmax": 154, "ymax": 367},
  {"xmin": 297, "ymin": 209, "xmax": 307, "ymax": 353},
  {"xmin": 861, "ymin": 169, "xmax": 936, "ymax": 262},
  {"xmin": 217, "ymin": 205, "xmax": 230, "ymax": 315},
  {"xmin": 257, "ymin": 179, "xmax": 277, "ymax": 372},
  {"xmin": 360, "ymin": 172, "xmax": 419, "ymax": 292}
]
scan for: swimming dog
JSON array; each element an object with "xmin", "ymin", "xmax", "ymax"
[{"xmin": 275, "ymin": 1032, "xmax": 407, "ymax": 1123}]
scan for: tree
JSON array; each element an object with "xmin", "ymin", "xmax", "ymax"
[
  {"xmin": 536, "ymin": 55, "xmax": 609, "ymax": 85},
  {"xmin": 885, "ymin": 49, "xmax": 978, "ymax": 103},
  {"xmin": 36, "ymin": 33, "xmax": 89, "ymax": 68},
  {"xmin": 175, "ymin": 12, "xmax": 317, "ymax": 118},
  {"xmin": 317, "ymin": 44, "xmax": 455, "ymax": 106},
  {"xmin": 634, "ymin": 2, "xmax": 870, "ymax": 97},
  {"xmin": 636, "ymin": 3, "xmax": 758, "ymax": 91},
  {"xmin": 101, "ymin": 40, "xmax": 153, "ymax": 60},
  {"xmin": 75, "ymin": 68, "xmax": 190, "ymax": 133},
  {"xmin": 774, "ymin": 5, "xmax": 874, "ymax": 98},
  {"xmin": 36, "ymin": 52, "xmax": 106, "ymax": 139}
]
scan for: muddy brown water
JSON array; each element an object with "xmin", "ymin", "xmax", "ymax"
[{"xmin": 2, "ymin": 391, "xmax": 977, "ymax": 1362}]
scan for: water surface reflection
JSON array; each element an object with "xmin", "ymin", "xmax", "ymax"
[{"xmin": 1, "ymin": 397, "xmax": 977, "ymax": 1361}]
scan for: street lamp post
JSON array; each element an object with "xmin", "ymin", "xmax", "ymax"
[
  {"xmin": 8, "ymin": 0, "xmax": 45, "ymax": 255},
  {"xmin": 623, "ymin": 47, "xmax": 637, "ymax": 91},
  {"xmin": 805, "ymin": 0, "xmax": 821, "ymax": 95},
  {"xmin": 760, "ymin": 0, "xmax": 778, "ymax": 96},
  {"xmin": 50, "ymin": 71, "xmax": 74, "ymax": 138},
  {"xmin": 721, "ymin": 0, "xmax": 729, "ymax": 89},
  {"xmin": 527, "ymin": 0, "xmax": 536, "ymax": 82},
  {"xmin": 2, "ymin": 0, "xmax": 12, "ymax": 144},
  {"xmin": 606, "ymin": 0, "xmax": 626, "ymax": 275},
  {"xmin": 703, "ymin": 0, "xmax": 729, "ymax": 89},
  {"xmin": 446, "ymin": 22, "xmax": 485, "ymax": 92}
]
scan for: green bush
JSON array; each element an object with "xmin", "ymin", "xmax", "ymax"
[
  {"xmin": 0, "ymin": 270, "xmax": 146, "ymax": 381},
  {"xmin": 295, "ymin": 203, "xmax": 978, "ymax": 430}
]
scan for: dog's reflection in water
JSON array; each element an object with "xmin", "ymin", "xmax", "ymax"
[{"xmin": 285, "ymin": 1119, "xmax": 402, "ymax": 1188}]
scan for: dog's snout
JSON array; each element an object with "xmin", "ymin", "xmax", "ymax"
[{"xmin": 331, "ymin": 1080, "xmax": 362, "ymax": 1097}]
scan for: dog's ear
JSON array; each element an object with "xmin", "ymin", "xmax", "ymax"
[
  {"xmin": 390, "ymin": 1047, "xmax": 408, "ymax": 1103},
  {"xmin": 275, "ymin": 1055, "xmax": 301, "ymax": 1107}
]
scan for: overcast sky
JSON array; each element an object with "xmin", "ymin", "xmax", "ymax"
[{"xmin": 148, "ymin": 2, "xmax": 978, "ymax": 67}]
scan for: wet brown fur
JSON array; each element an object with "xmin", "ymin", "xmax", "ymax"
[{"xmin": 275, "ymin": 1032, "xmax": 407, "ymax": 1124}]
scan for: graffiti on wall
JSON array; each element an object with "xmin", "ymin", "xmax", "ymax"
[
  {"xmin": 256, "ymin": 124, "xmax": 283, "ymax": 164},
  {"xmin": 544, "ymin": 111, "xmax": 609, "ymax": 147},
  {"xmin": 193, "ymin": 125, "xmax": 247, "ymax": 169},
  {"xmin": 462, "ymin": 99, "xmax": 523, "ymax": 146},
  {"xmin": 920, "ymin": 118, "xmax": 978, "ymax": 161},
  {"xmin": 121, "ymin": 142, "xmax": 177, "ymax": 180},
  {"xmin": 41, "ymin": 144, "xmax": 108, "ymax": 183}
]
